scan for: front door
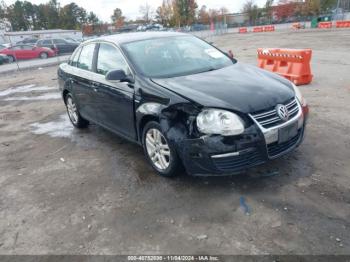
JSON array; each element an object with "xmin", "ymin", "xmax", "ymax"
[{"xmin": 92, "ymin": 43, "xmax": 136, "ymax": 140}]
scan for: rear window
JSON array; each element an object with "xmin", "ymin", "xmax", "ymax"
[
  {"xmin": 42, "ymin": 40, "xmax": 52, "ymax": 45},
  {"xmin": 77, "ymin": 44, "xmax": 95, "ymax": 71},
  {"xmin": 69, "ymin": 47, "xmax": 82, "ymax": 67},
  {"xmin": 53, "ymin": 39, "xmax": 66, "ymax": 44},
  {"xmin": 11, "ymin": 46, "xmax": 22, "ymax": 50},
  {"xmin": 22, "ymin": 45, "xmax": 33, "ymax": 50}
]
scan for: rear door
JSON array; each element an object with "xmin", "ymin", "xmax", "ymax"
[
  {"xmin": 71, "ymin": 43, "xmax": 98, "ymax": 121},
  {"xmin": 53, "ymin": 39, "xmax": 68, "ymax": 53},
  {"xmin": 40, "ymin": 39, "xmax": 55, "ymax": 51},
  {"xmin": 92, "ymin": 42, "xmax": 136, "ymax": 139}
]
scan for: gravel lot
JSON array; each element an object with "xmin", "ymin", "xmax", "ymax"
[{"xmin": 0, "ymin": 29, "xmax": 349, "ymax": 255}]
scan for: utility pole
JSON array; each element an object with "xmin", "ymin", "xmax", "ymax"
[{"xmin": 336, "ymin": 0, "xmax": 341, "ymax": 20}]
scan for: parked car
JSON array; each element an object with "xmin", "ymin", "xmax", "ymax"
[
  {"xmin": 58, "ymin": 32, "xmax": 309, "ymax": 177},
  {"xmin": 0, "ymin": 43, "xmax": 12, "ymax": 49},
  {"xmin": 0, "ymin": 45, "xmax": 55, "ymax": 62},
  {"xmin": 16, "ymin": 38, "xmax": 39, "ymax": 45},
  {"xmin": 64, "ymin": 37, "xmax": 82, "ymax": 43},
  {"xmin": 36, "ymin": 38, "xmax": 78, "ymax": 54},
  {"xmin": 0, "ymin": 54, "xmax": 9, "ymax": 65}
]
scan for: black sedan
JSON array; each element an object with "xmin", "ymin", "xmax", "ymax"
[
  {"xmin": 58, "ymin": 32, "xmax": 309, "ymax": 177},
  {"xmin": 37, "ymin": 38, "xmax": 79, "ymax": 54}
]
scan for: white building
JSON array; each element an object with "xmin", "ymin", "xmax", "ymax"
[{"xmin": 1, "ymin": 29, "xmax": 82, "ymax": 44}]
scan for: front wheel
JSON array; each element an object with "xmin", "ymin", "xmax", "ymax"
[
  {"xmin": 142, "ymin": 121, "xmax": 181, "ymax": 177},
  {"xmin": 65, "ymin": 93, "xmax": 89, "ymax": 128}
]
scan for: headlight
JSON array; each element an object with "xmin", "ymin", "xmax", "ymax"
[
  {"xmin": 292, "ymin": 83, "xmax": 307, "ymax": 106},
  {"xmin": 196, "ymin": 109, "xmax": 244, "ymax": 136}
]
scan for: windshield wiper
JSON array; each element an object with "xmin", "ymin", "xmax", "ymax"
[{"xmin": 195, "ymin": 67, "xmax": 219, "ymax": 74}]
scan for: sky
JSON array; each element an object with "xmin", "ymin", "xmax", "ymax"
[{"xmin": 4, "ymin": 0, "xmax": 267, "ymax": 22}]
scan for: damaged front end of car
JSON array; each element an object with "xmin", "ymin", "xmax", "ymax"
[{"xmin": 136, "ymin": 93, "xmax": 308, "ymax": 176}]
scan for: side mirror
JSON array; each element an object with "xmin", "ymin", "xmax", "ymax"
[
  {"xmin": 106, "ymin": 69, "xmax": 133, "ymax": 83},
  {"xmin": 227, "ymin": 50, "xmax": 234, "ymax": 59}
]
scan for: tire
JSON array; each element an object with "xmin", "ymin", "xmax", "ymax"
[
  {"xmin": 7, "ymin": 55, "xmax": 15, "ymax": 63},
  {"xmin": 39, "ymin": 52, "xmax": 48, "ymax": 59},
  {"xmin": 142, "ymin": 121, "xmax": 181, "ymax": 177},
  {"xmin": 65, "ymin": 93, "xmax": 89, "ymax": 128}
]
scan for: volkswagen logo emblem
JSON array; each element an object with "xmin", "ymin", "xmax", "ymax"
[{"xmin": 276, "ymin": 104, "xmax": 289, "ymax": 121}]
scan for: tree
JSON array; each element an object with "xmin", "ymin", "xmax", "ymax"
[
  {"xmin": 6, "ymin": 1, "xmax": 28, "ymax": 31},
  {"xmin": 59, "ymin": 3, "xmax": 87, "ymax": 29},
  {"xmin": 46, "ymin": 0, "xmax": 60, "ymax": 29},
  {"xmin": 197, "ymin": 5, "xmax": 210, "ymax": 24},
  {"xmin": 303, "ymin": 0, "xmax": 321, "ymax": 16},
  {"xmin": 111, "ymin": 8, "xmax": 124, "ymax": 28},
  {"xmin": 155, "ymin": 0, "xmax": 177, "ymax": 26},
  {"xmin": 274, "ymin": 2, "xmax": 296, "ymax": 21},
  {"xmin": 139, "ymin": 2, "xmax": 153, "ymax": 23},
  {"xmin": 320, "ymin": 0, "xmax": 337, "ymax": 12},
  {"xmin": 87, "ymin": 11, "xmax": 99, "ymax": 24},
  {"xmin": 0, "ymin": 1, "xmax": 5, "ymax": 18},
  {"xmin": 242, "ymin": 0, "xmax": 260, "ymax": 25},
  {"xmin": 0, "ymin": 1, "xmax": 11, "ymax": 31},
  {"xmin": 264, "ymin": 0, "xmax": 274, "ymax": 23},
  {"xmin": 175, "ymin": 0, "xmax": 198, "ymax": 26}
]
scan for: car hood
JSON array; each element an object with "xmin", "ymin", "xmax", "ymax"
[{"xmin": 151, "ymin": 63, "xmax": 295, "ymax": 114}]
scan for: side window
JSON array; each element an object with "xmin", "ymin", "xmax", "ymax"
[
  {"xmin": 22, "ymin": 45, "xmax": 33, "ymax": 50},
  {"xmin": 77, "ymin": 44, "xmax": 95, "ymax": 71},
  {"xmin": 53, "ymin": 39, "xmax": 66, "ymax": 44},
  {"xmin": 70, "ymin": 47, "xmax": 82, "ymax": 67},
  {"xmin": 43, "ymin": 40, "xmax": 52, "ymax": 45},
  {"xmin": 96, "ymin": 43, "xmax": 129, "ymax": 76},
  {"xmin": 11, "ymin": 46, "xmax": 22, "ymax": 50}
]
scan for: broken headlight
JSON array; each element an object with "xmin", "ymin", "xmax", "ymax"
[
  {"xmin": 196, "ymin": 109, "xmax": 244, "ymax": 136},
  {"xmin": 292, "ymin": 83, "xmax": 307, "ymax": 106}
]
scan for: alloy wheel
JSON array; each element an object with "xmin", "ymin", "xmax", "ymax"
[
  {"xmin": 66, "ymin": 97, "xmax": 78, "ymax": 124},
  {"xmin": 145, "ymin": 128, "xmax": 171, "ymax": 171}
]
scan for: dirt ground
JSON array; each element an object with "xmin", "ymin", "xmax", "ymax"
[{"xmin": 0, "ymin": 29, "xmax": 349, "ymax": 255}]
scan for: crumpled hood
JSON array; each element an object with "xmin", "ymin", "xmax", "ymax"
[{"xmin": 151, "ymin": 63, "xmax": 295, "ymax": 114}]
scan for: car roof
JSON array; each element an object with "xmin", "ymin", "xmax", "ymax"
[{"xmin": 84, "ymin": 32, "xmax": 189, "ymax": 46}]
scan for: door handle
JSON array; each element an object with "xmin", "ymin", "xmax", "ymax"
[{"xmin": 91, "ymin": 82, "xmax": 99, "ymax": 92}]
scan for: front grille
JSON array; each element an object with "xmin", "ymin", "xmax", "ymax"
[
  {"xmin": 267, "ymin": 129, "xmax": 302, "ymax": 157},
  {"xmin": 251, "ymin": 98, "xmax": 300, "ymax": 129},
  {"xmin": 212, "ymin": 149, "xmax": 264, "ymax": 172}
]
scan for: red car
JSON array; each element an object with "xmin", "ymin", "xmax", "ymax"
[{"xmin": 0, "ymin": 44, "xmax": 55, "ymax": 62}]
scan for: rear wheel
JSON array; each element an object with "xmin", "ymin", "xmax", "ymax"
[
  {"xmin": 142, "ymin": 121, "xmax": 181, "ymax": 177},
  {"xmin": 7, "ymin": 55, "xmax": 15, "ymax": 63},
  {"xmin": 65, "ymin": 93, "xmax": 89, "ymax": 128},
  {"xmin": 39, "ymin": 52, "xmax": 48, "ymax": 59}
]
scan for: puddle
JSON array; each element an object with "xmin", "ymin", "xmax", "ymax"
[
  {"xmin": 4, "ymin": 93, "xmax": 61, "ymax": 101},
  {"xmin": 0, "ymin": 84, "xmax": 60, "ymax": 101},
  {"xmin": 0, "ymin": 84, "xmax": 57, "ymax": 97},
  {"xmin": 29, "ymin": 114, "xmax": 102, "ymax": 149},
  {"xmin": 30, "ymin": 114, "xmax": 74, "ymax": 138}
]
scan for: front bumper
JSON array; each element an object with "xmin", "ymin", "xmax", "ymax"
[{"xmin": 179, "ymin": 105, "xmax": 308, "ymax": 176}]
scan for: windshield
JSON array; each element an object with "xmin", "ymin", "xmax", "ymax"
[{"xmin": 122, "ymin": 36, "xmax": 234, "ymax": 78}]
